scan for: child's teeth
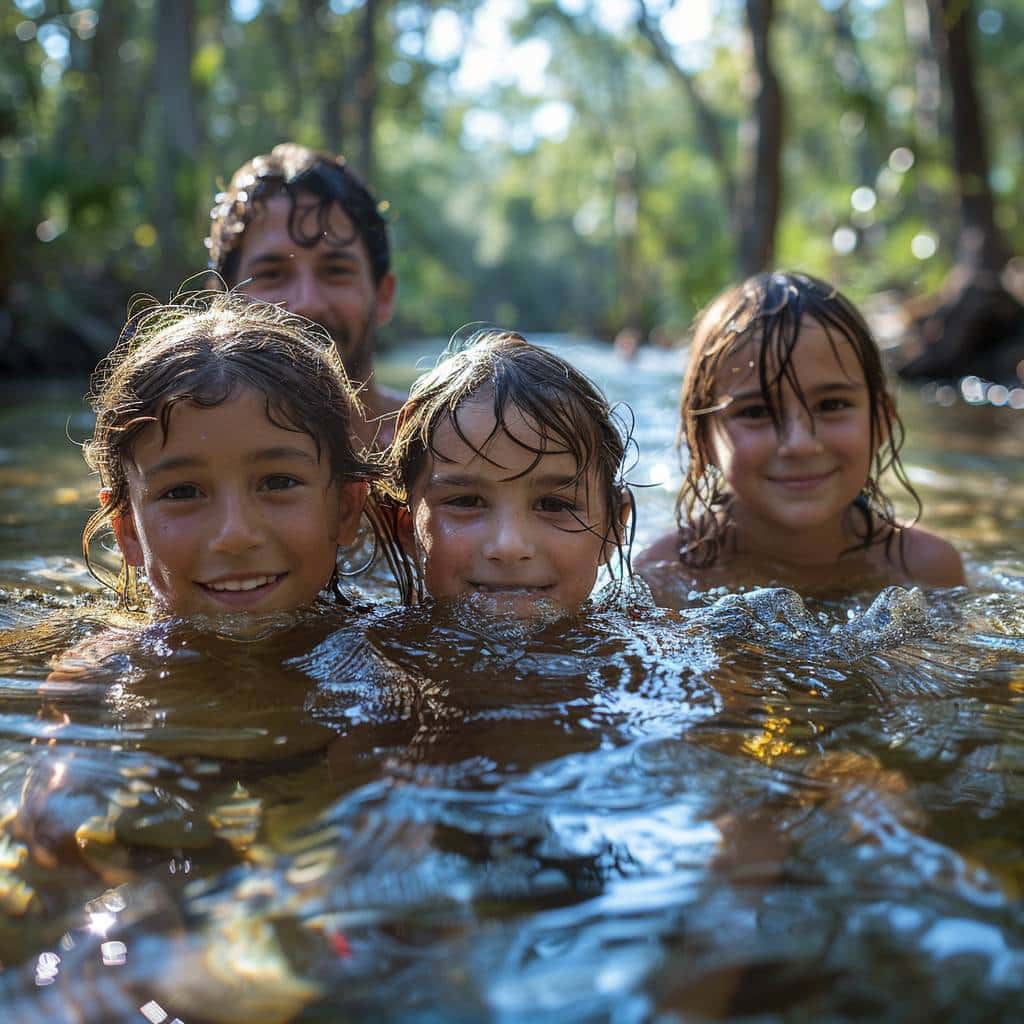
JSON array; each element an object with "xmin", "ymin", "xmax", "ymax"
[{"xmin": 209, "ymin": 576, "xmax": 276, "ymax": 592}]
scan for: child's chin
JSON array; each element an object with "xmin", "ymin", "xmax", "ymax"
[{"xmin": 157, "ymin": 605, "xmax": 312, "ymax": 639}]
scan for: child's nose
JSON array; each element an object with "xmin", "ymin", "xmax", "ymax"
[
  {"xmin": 483, "ymin": 511, "xmax": 534, "ymax": 562},
  {"xmin": 777, "ymin": 409, "xmax": 824, "ymax": 456},
  {"xmin": 209, "ymin": 495, "xmax": 263, "ymax": 554}
]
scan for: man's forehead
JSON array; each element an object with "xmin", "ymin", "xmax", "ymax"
[{"xmin": 244, "ymin": 192, "xmax": 359, "ymax": 244}]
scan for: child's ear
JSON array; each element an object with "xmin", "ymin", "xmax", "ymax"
[
  {"xmin": 602, "ymin": 487, "xmax": 633, "ymax": 561},
  {"xmin": 336, "ymin": 481, "xmax": 369, "ymax": 546},
  {"xmin": 111, "ymin": 508, "xmax": 144, "ymax": 567}
]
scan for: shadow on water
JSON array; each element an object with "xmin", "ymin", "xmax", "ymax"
[{"xmin": 0, "ymin": 348, "xmax": 1022, "ymax": 1021}]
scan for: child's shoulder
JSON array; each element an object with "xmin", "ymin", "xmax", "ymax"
[
  {"xmin": 896, "ymin": 524, "xmax": 966, "ymax": 588},
  {"xmin": 46, "ymin": 626, "xmax": 138, "ymax": 689},
  {"xmin": 634, "ymin": 530, "xmax": 683, "ymax": 571},
  {"xmin": 634, "ymin": 530, "xmax": 715, "ymax": 608}
]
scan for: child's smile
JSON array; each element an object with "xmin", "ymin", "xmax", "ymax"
[
  {"xmin": 708, "ymin": 322, "xmax": 877, "ymax": 560},
  {"xmin": 114, "ymin": 387, "xmax": 366, "ymax": 618},
  {"xmin": 406, "ymin": 398, "xmax": 613, "ymax": 616},
  {"xmin": 197, "ymin": 572, "xmax": 287, "ymax": 608}
]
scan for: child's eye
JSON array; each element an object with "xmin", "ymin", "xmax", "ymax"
[
  {"xmin": 733, "ymin": 403, "xmax": 771, "ymax": 421},
  {"xmin": 160, "ymin": 484, "xmax": 200, "ymax": 501},
  {"xmin": 818, "ymin": 397, "xmax": 853, "ymax": 413},
  {"xmin": 263, "ymin": 475, "xmax": 301, "ymax": 491},
  {"xmin": 537, "ymin": 495, "xmax": 578, "ymax": 515},
  {"xmin": 443, "ymin": 495, "xmax": 484, "ymax": 509}
]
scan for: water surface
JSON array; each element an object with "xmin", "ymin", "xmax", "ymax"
[{"xmin": 0, "ymin": 342, "xmax": 1022, "ymax": 1022}]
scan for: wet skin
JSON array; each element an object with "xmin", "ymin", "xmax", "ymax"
[
  {"xmin": 233, "ymin": 193, "xmax": 400, "ymax": 446},
  {"xmin": 404, "ymin": 399, "xmax": 622, "ymax": 617},
  {"xmin": 637, "ymin": 322, "xmax": 965, "ymax": 597},
  {"xmin": 706, "ymin": 322, "xmax": 877, "ymax": 563},
  {"xmin": 114, "ymin": 387, "xmax": 366, "ymax": 619}
]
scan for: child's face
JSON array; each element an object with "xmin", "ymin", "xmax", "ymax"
[
  {"xmin": 405, "ymin": 398, "xmax": 614, "ymax": 617},
  {"xmin": 706, "ymin": 321, "xmax": 877, "ymax": 542},
  {"xmin": 113, "ymin": 387, "xmax": 366, "ymax": 618}
]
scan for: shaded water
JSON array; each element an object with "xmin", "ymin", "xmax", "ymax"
[{"xmin": 0, "ymin": 341, "xmax": 1022, "ymax": 1022}]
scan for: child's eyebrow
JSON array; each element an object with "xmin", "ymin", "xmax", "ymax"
[
  {"xmin": 247, "ymin": 446, "xmax": 320, "ymax": 464},
  {"xmin": 533, "ymin": 473, "xmax": 581, "ymax": 490},
  {"xmin": 141, "ymin": 447, "xmax": 318, "ymax": 476},
  {"xmin": 427, "ymin": 471, "xmax": 580, "ymax": 489},
  {"xmin": 425, "ymin": 471, "xmax": 486, "ymax": 489},
  {"xmin": 725, "ymin": 381, "xmax": 863, "ymax": 402}
]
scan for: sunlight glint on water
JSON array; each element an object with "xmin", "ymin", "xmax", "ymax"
[{"xmin": 0, "ymin": 341, "xmax": 1022, "ymax": 1021}]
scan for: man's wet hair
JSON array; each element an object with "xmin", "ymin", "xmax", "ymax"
[{"xmin": 206, "ymin": 143, "xmax": 391, "ymax": 286}]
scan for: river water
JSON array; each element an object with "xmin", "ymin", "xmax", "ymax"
[{"xmin": 0, "ymin": 339, "xmax": 1022, "ymax": 1022}]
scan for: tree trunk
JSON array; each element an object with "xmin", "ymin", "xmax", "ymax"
[
  {"xmin": 155, "ymin": 0, "xmax": 200, "ymax": 156},
  {"xmin": 736, "ymin": 0, "xmax": 782, "ymax": 277},
  {"xmin": 89, "ymin": 0, "xmax": 127, "ymax": 168},
  {"xmin": 637, "ymin": 0, "xmax": 780, "ymax": 277},
  {"xmin": 938, "ymin": 0, "xmax": 1009, "ymax": 272},
  {"xmin": 899, "ymin": 0, "xmax": 1024, "ymax": 380},
  {"xmin": 349, "ymin": 0, "xmax": 379, "ymax": 183},
  {"xmin": 153, "ymin": 0, "xmax": 199, "ymax": 294}
]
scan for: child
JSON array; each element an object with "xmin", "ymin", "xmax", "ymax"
[
  {"xmin": 15, "ymin": 293, "xmax": 409, "ymax": 891},
  {"xmin": 636, "ymin": 271, "xmax": 965, "ymax": 602},
  {"xmin": 81, "ymin": 291, "xmax": 399, "ymax": 620},
  {"xmin": 384, "ymin": 328, "xmax": 634, "ymax": 616}
]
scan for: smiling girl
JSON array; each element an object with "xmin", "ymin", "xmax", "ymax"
[
  {"xmin": 636, "ymin": 271, "xmax": 964, "ymax": 602},
  {"xmin": 81, "ymin": 291, "xmax": 397, "ymax": 619}
]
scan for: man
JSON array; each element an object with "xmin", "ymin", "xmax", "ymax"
[{"xmin": 206, "ymin": 143, "xmax": 401, "ymax": 448}]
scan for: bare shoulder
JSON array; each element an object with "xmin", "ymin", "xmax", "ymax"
[
  {"xmin": 634, "ymin": 531, "xmax": 711, "ymax": 608},
  {"xmin": 46, "ymin": 629, "xmax": 133, "ymax": 690},
  {"xmin": 898, "ymin": 525, "xmax": 966, "ymax": 588},
  {"xmin": 634, "ymin": 531, "xmax": 683, "ymax": 571}
]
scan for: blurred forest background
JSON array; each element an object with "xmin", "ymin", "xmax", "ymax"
[{"xmin": 1, "ymin": 0, "xmax": 1023, "ymax": 378}]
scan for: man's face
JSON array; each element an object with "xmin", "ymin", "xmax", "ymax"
[{"xmin": 233, "ymin": 193, "xmax": 396, "ymax": 384}]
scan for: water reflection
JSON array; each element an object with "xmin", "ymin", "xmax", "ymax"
[{"xmin": 0, "ymin": 354, "xmax": 1022, "ymax": 1020}]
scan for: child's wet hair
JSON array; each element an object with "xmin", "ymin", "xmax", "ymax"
[
  {"xmin": 82, "ymin": 291, "xmax": 395, "ymax": 610},
  {"xmin": 385, "ymin": 328, "xmax": 635, "ymax": 603},
  {"xmin": 676, "ymin": 270, "xmax": 919, "ymax": 568}
]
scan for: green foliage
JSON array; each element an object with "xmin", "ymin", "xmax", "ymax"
[{"xmin": 1, "ymin": 0, "xmax": 1021, "ymax": 371}]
